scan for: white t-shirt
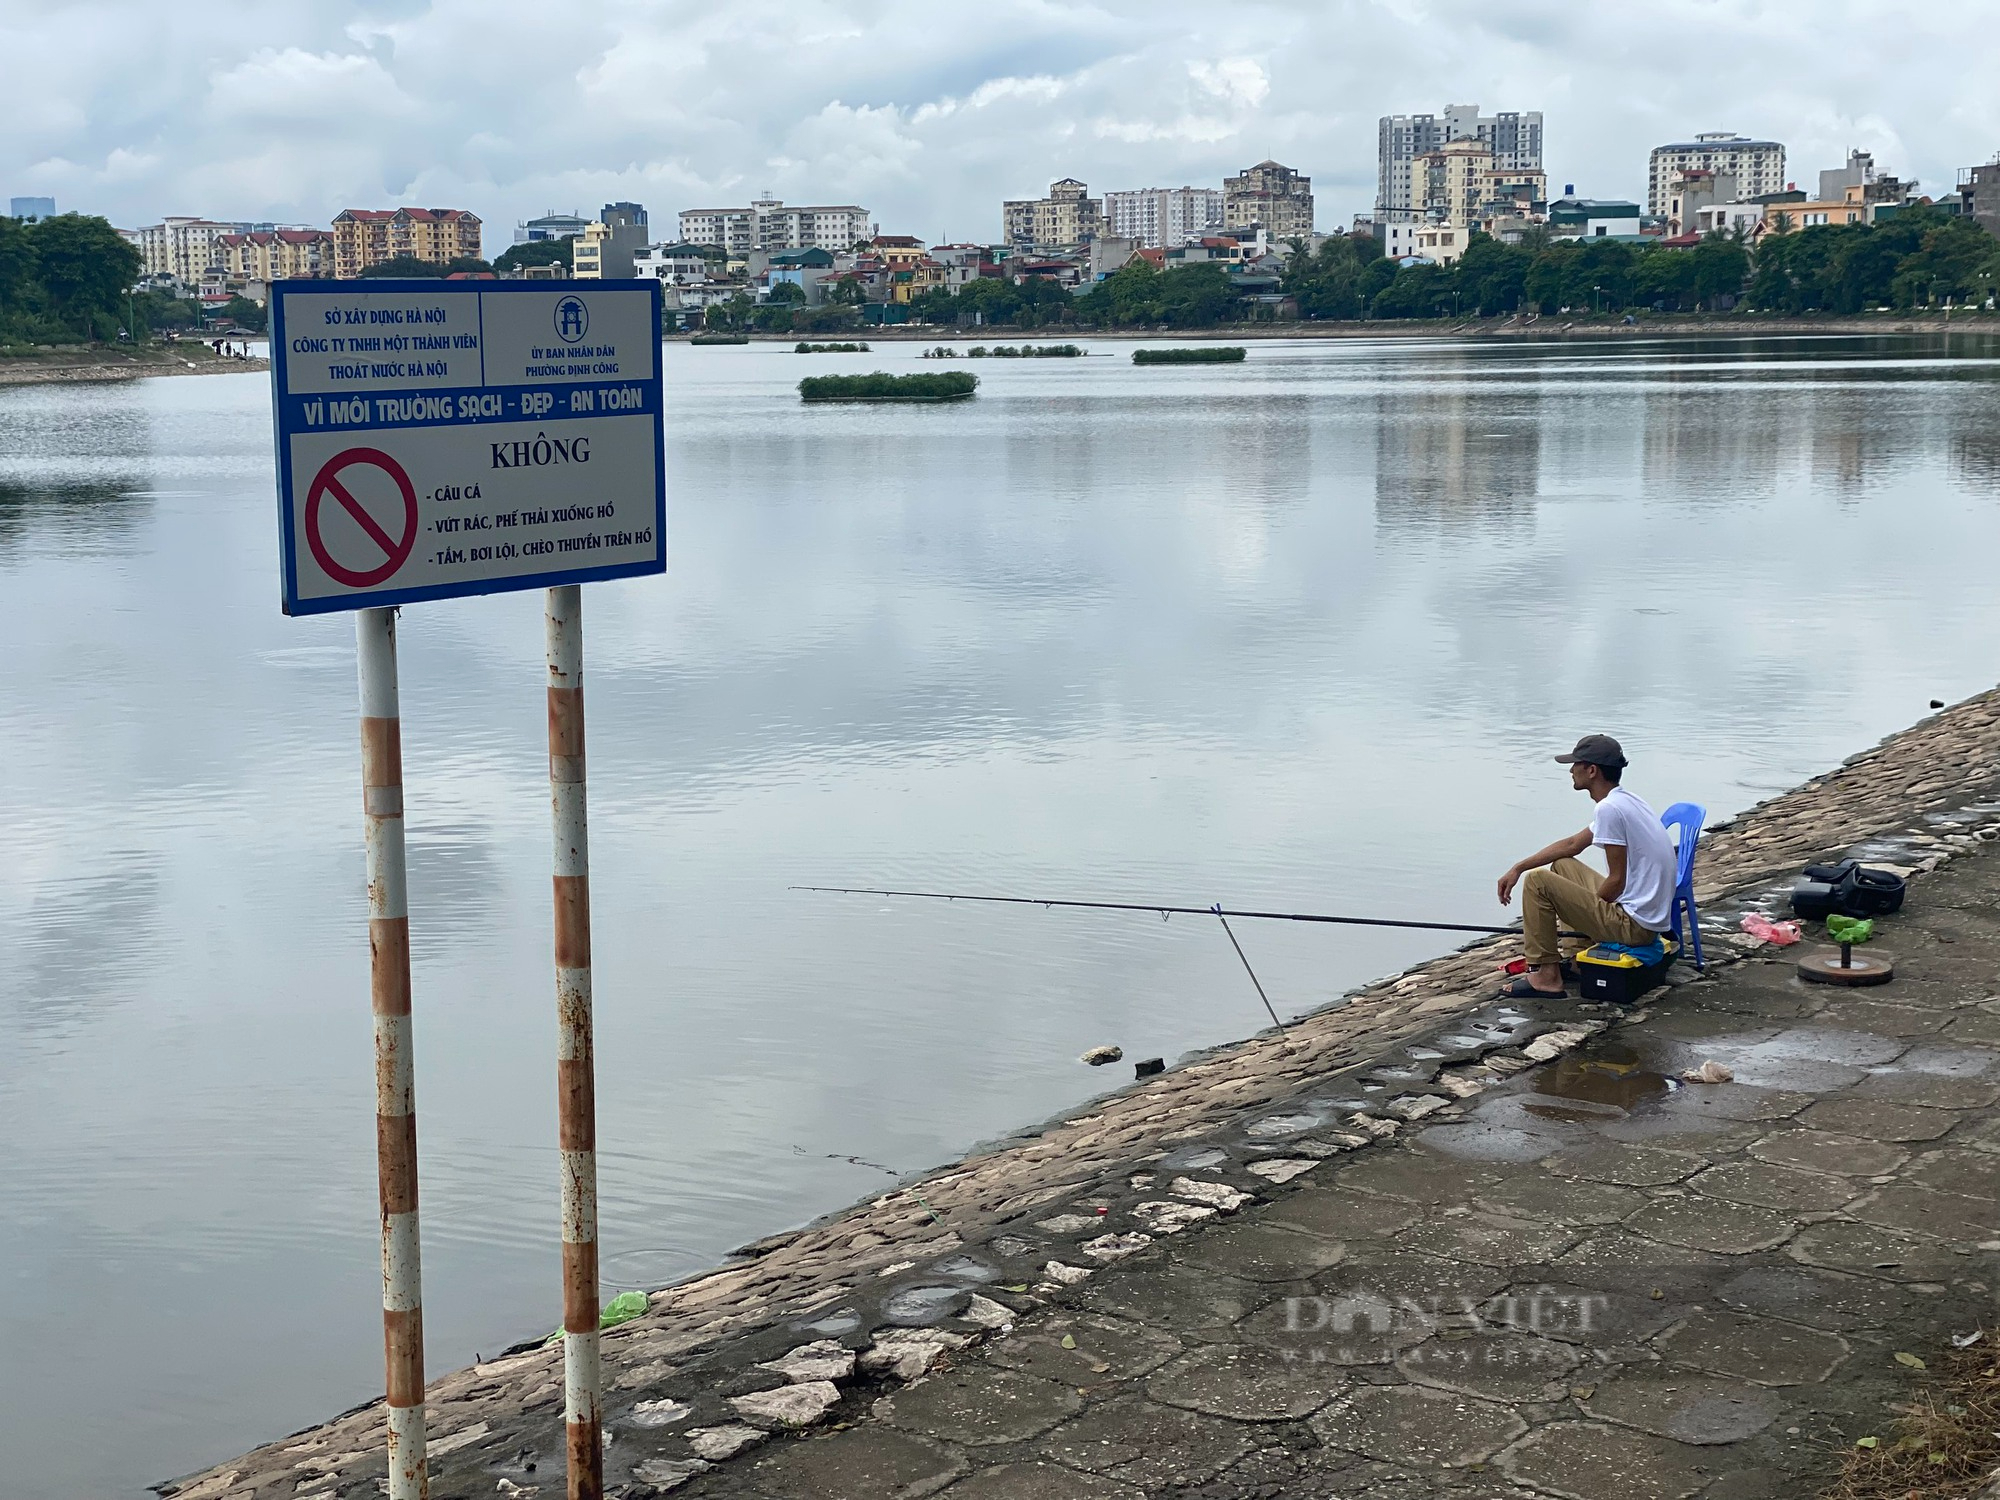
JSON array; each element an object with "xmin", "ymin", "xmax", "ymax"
[{"xmin": 1590, "ymin": 786, "xmax": 1677, "ymax": 933}]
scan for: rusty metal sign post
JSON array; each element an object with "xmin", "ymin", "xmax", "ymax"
[
  {"xmin": 547, "ymin": 584, "xmax": 603, "ymax": 1493},
  {"xmin": 358, "ymin": 606, "xmax": 428, "ymax": 1498},
  {"xmin": 271, "ymin": 279, "xmax": 664, "ymax": 1500}
]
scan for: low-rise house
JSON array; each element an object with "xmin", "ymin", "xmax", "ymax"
[
  {"xmin": 1759, "ymin": 179, "xmax": 1911, "ymax": 233},
  {"xmin": 1548, "ymin": 195, "xmax": 1645, "ymax": 240},
  {"xmin": 1008, "ymin": 257, "xmax": 1084, "ymax": 288},
  {"xmin": 1166, "ymin": 235, "xmax": 1250, "ymax": 266},
  {"xmin": 866, "ymin": 235, "xmax": 930, "ymax": 269},
  {"xmin": 515, "ymin": 212, "xmax": 591, "ymax": 243},
  {"xmin": 634, "ymin": 242, "xmax": 713, "ymax": 284},
  {"xmin": 1949, "ymin": 158, "xmax": 2000, "ymax": 234},
  {"xmin": 571, "ymin": 204, "xmax": 648, "ymax": 279}
]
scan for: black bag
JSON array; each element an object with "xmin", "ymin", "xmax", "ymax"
[{"xmin": 1791, "ymin": 859, "xmax": 1907, "ymax": 920}]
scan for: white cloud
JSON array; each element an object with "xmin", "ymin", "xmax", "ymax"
[
  {"xmin": 1189, "ymin": 57, "xmax": 1269, "ymax": 109},
  {"xmin": 1, "ymin": 0, "xmax": 1996, "ymax": 241},
  {"xmin": 206, "ymin": 48, "xmax": 415, "ymax": 126}
]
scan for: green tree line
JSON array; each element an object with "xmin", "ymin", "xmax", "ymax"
[
  {"xmin": 0, "ymin": 213, "xmax": 146, "ymax": 343},
  {"xmin": 1280, "ymin": 205, "xmax": 1997, "ymax": 322}
]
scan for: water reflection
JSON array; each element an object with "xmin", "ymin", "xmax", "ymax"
[
  {"xmin": 1527, "ymin": 1044, "xmax": 1669, "ymax": 1121},
  {"xmin": 1953, "ymin": 428, "xmax": 2000, "ymax": 490},
  {"xmin": 405, "ymin": 823, "xmax": 503, "ymax": 945},
  {"xmin": 0, "ymin": 479, "xmax": 154, "ymax": 557},
  {"xmin": 4, "ymin": 864, "xmax": 162, "ymax": 1038},
  {"xmin": 1373, "ymin": 390, "xmax": 1540, "ymax": 531}
]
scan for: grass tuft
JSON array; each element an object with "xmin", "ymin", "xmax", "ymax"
[{"xmin": 1820, "ymin": 1331, "xmax": 2000, "ymax": 1500}]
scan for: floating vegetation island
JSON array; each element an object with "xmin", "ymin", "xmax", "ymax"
[
  {"xmin": 923, "ymin": 344, "xmax": 1084, "ymax": 359},
  {"xmin": 799, "ymin": 371, "xmax": 978, "ymax": 402},
  {"xmin": 1132, "ymin": 346, "xmax": 1247, "ymax": 364},
  {"xmin": 690, "ymin": 333, "xmax": 750, "ymax": 346},
  {"xmin": 794, "ymin": 341, "xmax": 871, "ymax": 353},
  {"xmin": 972, "ymin": 344, "xmax": 1084, "ymax": 358}
]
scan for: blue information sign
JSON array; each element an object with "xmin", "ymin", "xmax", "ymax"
[{"xmin": 269, "ymin": 278, "xmax": 665, "ymax": 615}]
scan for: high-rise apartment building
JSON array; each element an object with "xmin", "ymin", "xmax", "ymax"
[
  {"xmin": 1378, "ymin": 106, "xmax": 1543, "ymax": 220},
  {"xmin": 1103, "ymin": 187, "xmax": 1225, "ymax": 248},
  {"xmin": 1001, "ymin": 179, "xmax": 1106, "ymax": 249},
  {"xmin": 1647, "ymin": 133, "xmax": 1785, "ymax": 215},
  {"xmin": 132, "ymin": 218, "xmax": 249, "ymax": 283},
  {"xmin": 217, "ymin": 229, "xmax": 331, "ymax": 282},
  {"xmin": 331, "ymin": 207, "xmax": 482, "ymax": 277},
  {"xmin": 677, "ymin": 199, "xmax": 875, "ymax": 255},
  {"xmin": 1406, "ymin": 139, "xmax": 1549, "ymax": 227},
  {"xmin": 9, "ymin": 196, "xmax": 56, "ymax": 222},
  {"xmin": 1223, "ymin": 161, "xmax": 1313, "ymax": 240}
]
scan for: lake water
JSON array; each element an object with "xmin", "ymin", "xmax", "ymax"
[{"xmin": 3, "ymin": 332, "xmax": 1999, "ymax": 1496}]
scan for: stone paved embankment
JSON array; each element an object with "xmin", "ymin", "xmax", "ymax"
[
  {"xmin": 162, "ymin": 690, "xmax": 2000, "ymax": 1500},
  {"xmin": 0, "ymin": 351, "xmax": 265, "ymax": 387}
]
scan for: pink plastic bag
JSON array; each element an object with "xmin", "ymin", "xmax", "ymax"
[{"xmin": 1740, "ymin": 914, "xmax": 1802, "ymax": 946}]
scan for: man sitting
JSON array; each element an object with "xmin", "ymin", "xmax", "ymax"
[{"xmin": 1496, "ymin": 734, "xmax": 1677, "ymax": 998}]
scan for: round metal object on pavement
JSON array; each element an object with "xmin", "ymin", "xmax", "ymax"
[{"xmin": 1797, "ymin": 948, "xmax": 1895, "ymax": 986}]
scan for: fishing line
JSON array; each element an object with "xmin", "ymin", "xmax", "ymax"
[{"xmin": 792, "ymin": 884, "xmax": 1523, "ymax": 936}]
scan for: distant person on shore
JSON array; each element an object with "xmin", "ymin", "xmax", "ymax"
[{"xmin": 1495, "ymin": 734, "xmax": 1676, "ymax": 998}]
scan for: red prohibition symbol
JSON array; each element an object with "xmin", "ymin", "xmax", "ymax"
[{"xmin": 304, "ymin": 447, "xmax": 419, "ymax": 588}]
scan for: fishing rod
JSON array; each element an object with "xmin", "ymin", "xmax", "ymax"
[
  {"xmin": 791, "ymin": 885, "xmax": 1522, "ymax": 936},
  {"xmin": 794, "ymin": 885, "xmax": 1530, "ymax": 1033}
]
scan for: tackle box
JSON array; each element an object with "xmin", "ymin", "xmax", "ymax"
[{"xmin": 1574, "ymin": 939, "xmax": 1678, "ymax": 1005}]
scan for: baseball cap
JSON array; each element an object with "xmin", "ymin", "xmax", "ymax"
[{"xmin": 1554, "ymin": 734, "xmax": 1628, "ymax": 769}]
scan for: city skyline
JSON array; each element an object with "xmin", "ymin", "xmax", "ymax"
[{"xmin": 5, "ymin": 1, "xmax": 1997, "ymax": 243}]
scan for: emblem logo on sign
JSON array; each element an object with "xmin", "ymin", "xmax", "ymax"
[{"xmin": 554, "ymin": 295, "xmax": 589, "ymax": 343}]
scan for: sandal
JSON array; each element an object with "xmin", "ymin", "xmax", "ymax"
[
  {"xmin": 1504, "ymin": 959, "xmax": 1580, "ymax": 981},
  {"xmin": 1502, "ymin": 974, "xmax": 1568, "ymax": 999}
]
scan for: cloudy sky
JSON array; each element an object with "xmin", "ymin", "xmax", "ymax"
[{"xmin": 5, "ymin": 0, "xmax": 1998, "ymax": 245}]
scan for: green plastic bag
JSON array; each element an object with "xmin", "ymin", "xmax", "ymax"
[
  {"xmin": 544, "ymin": 1289, "xmax": 653, "ymax": 1344},
  {"xmin": 1825, "ymin": 914, "xmax": 1875, "ymax": 944},
  {"xmin": 601, "ymin": 1290, "xmax": 648, "ymax": 1329}
]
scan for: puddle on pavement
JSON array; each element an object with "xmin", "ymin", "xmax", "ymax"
[
  {"xmin": 882, "ymin": 1284, "xmax": 965, "ymax": 1324},
  {"xmin": 794, "ymin": 1306, "xmax": 862, "ymax": 1335},
  {"xmin": 1525, "ymin": 1043, "xmax": 1670, "ymax": 1122},
  {"xmin": 1159, "ymin": 1145, "xmax": 1230, "ymax": 1171},
  {"xmin": 931, "ymin": 1255, "xmax": 1000, "ymax": 1284}
]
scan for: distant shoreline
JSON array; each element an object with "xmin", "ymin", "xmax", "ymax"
[
  {"xmin": 675, "ymin": 314, "xmax": 1998, "ymax": 344},
  {"xmin": 0, "ymin": 347, "xmax": 268, "ymax": 388}
]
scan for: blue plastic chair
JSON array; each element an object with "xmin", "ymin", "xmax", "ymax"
[{"xmin": 1660, "ymin": 801, "xmax": 1707, "ymax": 969}]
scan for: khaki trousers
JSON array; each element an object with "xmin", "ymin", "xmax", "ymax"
[{"xmin": 1521, "ymin": 857, "xmax": 1658, "ymax": 967}]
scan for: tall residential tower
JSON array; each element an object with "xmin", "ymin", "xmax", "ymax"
[
  {"xmin": 1223, "ymin": 161, "xmax": 1313, "ymax": 240},
  {"xmin": 1646, "ymin": 133, "xmax": 1786, "ymax": 214},
  {"xmin": 1103, "ymin": 187, "xmax": 1225, "ymax": 248},
  {"xmin": 1378, "ymin": 106, "xmax": 1543, "ymax": 220}
]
